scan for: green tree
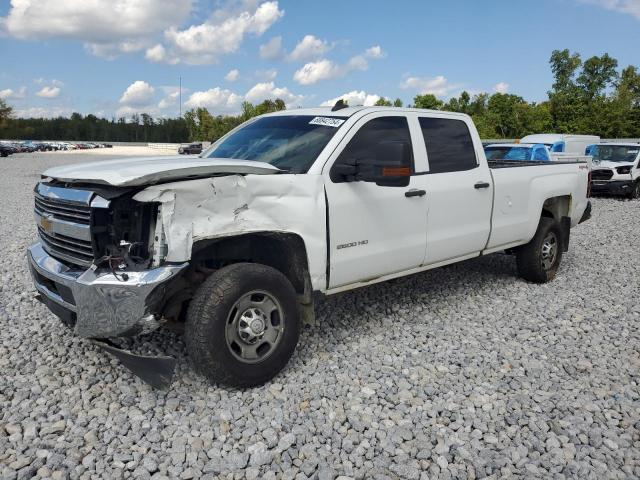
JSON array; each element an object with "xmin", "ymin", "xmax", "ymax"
[
  {"xmin": 486, "ymin": 93, "xmax": 528, "ymax": 138},
  {"xmin": 374, "ymin": 97, "xmax": 392, "ymax": 106},
  {"xmin": 445, "ymin": 91, "xmax": 471, "ymax": 113},
  {"xmin": 412, "ymin": 94, "xmax": 444, "ymax": 110},
  {"xmin": 577, "ymin": 53, "xmax": 618, "ymax": 99},
  {"xmin": 0, "ymin": 99, "xmax": 12, "ymax": 128}
]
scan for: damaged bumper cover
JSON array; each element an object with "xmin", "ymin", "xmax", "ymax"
[{"xmin": 28, "ymin": 242, "xmax": 188, "ymax": 338}]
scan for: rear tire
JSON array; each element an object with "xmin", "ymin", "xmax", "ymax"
[
  {"xmin": 186, "ymin": 263, "xmax": 300, "ymax": 387},
  {"xmin": 516, "ymin": 217, "xmax": 564, "ymax": 283}
]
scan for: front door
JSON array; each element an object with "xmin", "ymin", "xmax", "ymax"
[{"xmin": 324, "ymin": 114, "xmax": 428, "ymax": 288}]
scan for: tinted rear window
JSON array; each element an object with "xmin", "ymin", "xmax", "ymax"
[{"xmin": 419, "ymin": 117, "xmax": 477, "ymax": 173}]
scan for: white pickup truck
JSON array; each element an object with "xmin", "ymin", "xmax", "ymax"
[{"xmin": 28, "ymin": 106, "xmax": 592, "ymax": 387}]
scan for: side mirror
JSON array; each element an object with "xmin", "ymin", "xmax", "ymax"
[
  {"xmin": 359, "ymin": 142, "xmax": 412, "ymax": 186},
  {"xmin": 331, "ymin": 158, "xmax": 357, "ymax": 178},
  {"xmin": 331, "ymin": 142, "xmax": 412, "ymax": 187}
]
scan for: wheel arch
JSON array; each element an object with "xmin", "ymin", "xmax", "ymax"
[
  {"xmin": 541, "ymin": 194, "xmax": 571, "ymax": 221},
  {"xmin": 191, "ymin": 231, "xmax": 313, "ymax": 301}
]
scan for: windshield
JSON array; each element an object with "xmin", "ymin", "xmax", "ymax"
[
  {"xmin": 485, "ymin": 146, "xmax": 533, "ymax": 161},
  {"xmin": 202, "ymin": 115, "xmax": 346, "ymax": 173},
  {"xmin": 592, "ymin": 145, "xmax": 639, "ymax": 163}
]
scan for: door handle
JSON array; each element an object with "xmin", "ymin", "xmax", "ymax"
[
  {"xmin": 474, "ymin": 182, "xmax": 491, "ymax": 189},
  {"xmin": 405, "ymin": 189, "xmax": 426, "ymax": 198}
]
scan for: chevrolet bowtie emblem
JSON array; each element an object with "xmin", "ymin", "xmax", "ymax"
[{"xmin": 39, "ymin": 215, "xmax": 53, "ymax": 232}]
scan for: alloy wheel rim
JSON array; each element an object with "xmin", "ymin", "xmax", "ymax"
[
  {"xmin": 541, "ymin": 232, "xmax": 558, "ymax": 271},
  {"xmin": 225, "ymin": 290, "xmax": 284, "ymax": 364}
]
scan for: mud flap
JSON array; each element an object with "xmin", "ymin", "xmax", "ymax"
[
  {"xmin": 579, "ymin": 201, "xmax": 592, "ymax": 224},
  {"xmin": 92, "ymin": 339, "xmax": 176, "ymax": 389}
]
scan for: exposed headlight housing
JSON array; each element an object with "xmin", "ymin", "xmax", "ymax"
[
  {"xmin": 616, "ymin": 166, "xmax": 632, "ymax": 175},
  {"xmin": 151, "ymin": 205, "xmax": 168, "ymax": 267}
]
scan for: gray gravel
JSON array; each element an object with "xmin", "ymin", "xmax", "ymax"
[{"xmin": 1, "ymin": 151, "xmax": 639, "ymax": 479}]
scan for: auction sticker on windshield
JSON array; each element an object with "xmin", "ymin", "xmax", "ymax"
[{"xmin": 309, "ymin": 117, "xmax": 346, "ymax": 127}]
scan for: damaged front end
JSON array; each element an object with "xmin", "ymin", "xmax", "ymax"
[
  {"xmin": 28, "ymin": 182, "xmax": 187, "ymax": 387},
  {"xmin": 29, "ymin": 182, "xmax": 187, "ymax": 338}
]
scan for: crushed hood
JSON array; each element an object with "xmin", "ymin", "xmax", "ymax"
[{"xmin": 43, "ymin": 155, "xmax": 283, "ymax": 187}]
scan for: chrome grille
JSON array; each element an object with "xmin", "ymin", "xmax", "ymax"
[
  {"xmin": 34, "ymin": 183, "xmax": 107, "ymax": 268},
  {"xmin": 34, "ymin": 195, "xmax": 91, "ymax": 224},
  {"xmin": 592, "ymin": 169, "xmax": 613, "ymax": 181},
  {"xmin": 37, "ymin": 226, "xmax": 95, "ymax": 267}
]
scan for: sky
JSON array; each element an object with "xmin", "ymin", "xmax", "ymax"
[{"xmin": 0, "ymin": 0, "xmax": 639, "ymax": 119}]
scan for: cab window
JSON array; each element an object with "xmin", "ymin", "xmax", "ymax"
[{"xmin": 419, "ymin": 117, "xmax": 477, "ymax": 173}]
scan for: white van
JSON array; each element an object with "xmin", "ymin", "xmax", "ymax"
[{"xmin": 519, "ymin": 134, "xmax": 600, "ymax": 155}]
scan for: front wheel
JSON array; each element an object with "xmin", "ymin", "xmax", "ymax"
[
  {"xmin": 516, "ymin": 217, "xmax": 564, "ymax": 283},
  {"xmin": 186, "ymin": 263, "xmax": 301, "ymax": 387},
  {"xmin": 629, "ymin": 181, "xmax": 640, "ymax": 200}
]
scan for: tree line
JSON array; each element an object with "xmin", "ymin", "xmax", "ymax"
[{"xmin": 1, "ymin": 49, "xmax": 639, "ymax": 142}]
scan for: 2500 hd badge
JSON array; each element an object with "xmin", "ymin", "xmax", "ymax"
[{"xmin": 337, "ymin": 240, "xmax": 369, "ymax": 249}]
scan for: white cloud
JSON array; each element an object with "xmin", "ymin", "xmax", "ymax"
[
  {"xmin": 1, "ymin": 1, "xmax": 284, "ymax": 63},
  {"xmin": 2, "ymin": 0, "xmax": 192, "ymax": 57},
  {"xmin": 0, "ymin": 86, "xmax": 27, "ymax": 99},
  {"xmin": 145, "ymin": 44, "xmax": 170, "ymax": 63},
  {"xmin": 34, "ymin": 78, "xmax": 63, "ymax": 86},
  {"xmin": 185, "ymin": 81, "xmax": 304, "ymax": 112},
  {"xmin": 13, "ymin": 106, "xmax": 72, "ymax": 118},
  {"xmin": 36, "ymin": 86, "xmax": 61, "ymax": 98},
  {"xmin": 157, "ymin": 86, "xmax": 183, "ymax": 109},
  {"xmin": 119, "ymin": 81, "xmax": 155, "ymax": 106},
  {"xmin": 493, "ymin": 82, "xmax": 510, "ymax": 94},
  {"xmin": 294, "ymin": 59, "xmax": 340, "ymax": 85},
  {"xmin": 364, "ymin": 45, "xmax": 385, "ymax": 59},
  {"xmin": 244, "ymin": 82, "xmax": 304, "ymax": 106},
  {"xmin": 399, "ymin": 75, "xmax": 459, "ymax": 97},
  {"xmin": 321, "ymin": 91, "xmax": 382, "ymax": 107},
  {"xmin": 225, "ymin": 69, "xmax": 240, "ymax": 82},
  {"xmin": 184, "ymin": 87, "xmax": 243, "ymax": 111},
  {"xmin": 162, "ymin": 1, "xmax": 284, "ymax": 64},
  {"xmin": 578, "ymin": 0, "xmax": 640, "ymax": 20},
  {"xmin": 259, "ymin": 35, "xmax": 283, "ymax": 60},
  {"xmin": 293, "ymin": 45, "xmax": 384, "ymax": 85},
  {"xmin": 86, "ymin": 39, "xmax": 150, "ymax": 59},
  {"xmin": 287, "ymin": 35, "xmax": 331, "ymax": 62}
]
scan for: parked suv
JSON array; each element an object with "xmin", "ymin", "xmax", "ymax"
[{"xmin": 178, "ymin": 143, "xmax": 203, "ymax": 155}]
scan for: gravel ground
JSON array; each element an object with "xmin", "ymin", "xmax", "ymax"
[{"xmin": 1, "ymin": 152, "xmax": 639, "ymax": 480}]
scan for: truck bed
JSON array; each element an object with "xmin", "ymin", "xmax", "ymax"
[{"xmin": 486, "ymin": 159, "xmax": 590, "ymax": 251}]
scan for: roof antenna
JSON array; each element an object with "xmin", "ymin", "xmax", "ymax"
[{"xmin": 331, "ymin": 99, "xmax": 348, "ymax": 112}]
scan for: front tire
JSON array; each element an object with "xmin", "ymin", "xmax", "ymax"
[
  {"xmin": 629, "ymin": 180, "xmax": 640, "ymax": 200},
  {"xmin": 186, "ymin": 263, "xmax": 301, "ymax": 387},
  {"xmin": 516, "ymin": 217, "xmax": 564, "ymax": 283}
]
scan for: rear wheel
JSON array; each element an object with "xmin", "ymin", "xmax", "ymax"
[
  {"xmin": 186, "ymin": 263, "xmax": 300, "ymax": 387},
  {"xmin": 516, "ymin": 217, "xmax": 564, "ymax": 283}
]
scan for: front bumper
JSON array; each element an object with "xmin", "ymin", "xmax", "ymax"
[
  {"xmin": 591, "ymin": 180, "xmax": 633, "ymax": 195},
  {"xmin": 28, "ymin": 242, "xmax": 188, "ymax": 338}
]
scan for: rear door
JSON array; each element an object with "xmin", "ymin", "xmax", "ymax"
[
  {"xmin": 323, "ymin": 113, "xmax": 429, "ymax": 288},
  {"xmin": 417, "ymin": 115, "xmax": 493, "ymax": 265}
]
